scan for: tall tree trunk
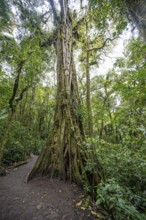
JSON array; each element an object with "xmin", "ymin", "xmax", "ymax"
[
  {"xmin": 27, "ymin": 0, "xmax": 95, "ymax": 186},
  {"xmin": 86, "ymin": 23, "xmax": 94, "ymax": 138},
  {"xmin": 125, "ymin": 0, "xmax": 146, "ymax": 41}
]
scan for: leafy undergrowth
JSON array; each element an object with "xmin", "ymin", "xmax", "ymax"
[
  {"xmin": 84, "ymin": 139, "xmax": 146, "ymax": 220},
  {"xmin": 96, "ymin": 179, "xmax": 146, "ymax": 220},
  {"xmin": 1, "ymin": 120, "xmax": 45, "ymax": 166}
]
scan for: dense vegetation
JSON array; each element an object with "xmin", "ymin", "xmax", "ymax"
[{"xmin": 0, "ymin": 0, "xmax": 146, "ymax": 219}]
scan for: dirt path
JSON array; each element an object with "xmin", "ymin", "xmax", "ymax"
[{"xmin": 0, "ymin": 155, "xmax": 98, "ymax": 220}]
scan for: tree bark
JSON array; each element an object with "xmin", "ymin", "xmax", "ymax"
[
  {"xmin": 86, "ymin": 23, "xmax": 94, "ymax": 138},
  {"xmin": 27, "ymin": 0, "xmax": 93, "ymax": 186},
  {"xmin": 125, "ymin": 0, "xmax": 146, "ymax": 41}
]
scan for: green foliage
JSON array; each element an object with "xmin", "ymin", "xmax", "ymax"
[
  {"xmin": 96, "ymin": 179, "xmax": 146, "ymax": 220},
  {"xmin": 96, "ymin": 140, "xmax": 146, "ymax": 191},
  {"xmin": 29, "ymin": 137, "xmax": 45, "ymax": 155},
  {"xmin": 0, "ymin": 74, "xmax": 12, "ymax": 110},
  {"xmin": 81, "ymin": 37, "xmax": 146, "ymax": 218},
  {"xmin": 1, "ymin": 121, "xmax": 30, "ymax": 165},
  {"xmin": 1, "ymin": 120, "xmax": 45, "ymax": 165},
  {"xmin": 90, "ymin": 0, "xmax": 127, "ymax": 35},
  {"xmin": 0, "ymin": 0, "xmax": 11, "ymax": 31},
  {"xmin": 84, "ymin": 137, "xmax": 146, "ymax": 218},
  {"xmin": 3, "ymin": 140, "xmax": 28, "ymax": 165}
]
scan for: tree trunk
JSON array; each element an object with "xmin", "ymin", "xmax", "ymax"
[
  {"xmin": 125, "ymin": 0, "xmax": 146, "ymax": 41},
  {"xmin": 27, "ymin": 0, "xmax": 93, "ymax": 186},
  {"xmin": 86, "ymin": 23, "xmax": 94, "ymax": 138}
]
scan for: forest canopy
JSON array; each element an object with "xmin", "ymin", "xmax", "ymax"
[{"xmin": 0, "ymin": 0, "xmax": 146, "ymax": 219}]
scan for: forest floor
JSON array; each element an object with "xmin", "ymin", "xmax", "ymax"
[{"xmin": 0, "ymin": 155, "xmax": 105, "ymax": 220}]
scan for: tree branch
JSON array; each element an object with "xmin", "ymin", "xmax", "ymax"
[
  {"xmin": 9, "ymin": 61, "xmax": 25, "ymax": 112},
  {"xmin": 41, "ymin": 10, "xmax": 52, "ymax": 24},
  {"xmin": 0, "ymin": 34, "xmax": 13, "ymax": 41},
  {"xmin": 88, "ymin": 37, "xmax": 117, "ymax": 52},
  {"xmin": 16, "ymin": 85, "xmax": 31, "ymax": 103},
  {"xmin": 41, "ymin": 10, "xmax": 51, "ymax": 19},
  {"xmin": 49, "ymin": 0, "xmax": 59, "ymax": 24}
]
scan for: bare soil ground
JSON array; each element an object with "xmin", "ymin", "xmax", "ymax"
[{"xmin": 0, "ymin": 155, "xmax": 103, "ymax": 220}]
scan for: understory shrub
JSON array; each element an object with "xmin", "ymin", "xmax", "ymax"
[
  {"xmin": 2, "ymin": 121, "xmax": 30, "ymax": 165},
  {"xmin": 95, "ymin": 140, "xmax": 146, "ymax": 192},
  {"xmin": 84, "ymin": 138, "xmax": 146, "ymax": 219},
  {"xmin": 1, "ymin": 121, "xmax": 45, "ymax": 165},
  {"xmin": 3, "ymin": 141, "xmax": 28, "ymax": 165},
  {"xmin": 96, "ymin": 179, "xmax": 146, "ymax": 220},
  {"xmin": 29, "ymin": 137, "xmax": 45, "ymax": 155}
]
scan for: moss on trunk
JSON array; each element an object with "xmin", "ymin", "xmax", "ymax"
[{"xmin": 27, "ymin": 0, "xmax": 101, "ymax": 188}]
